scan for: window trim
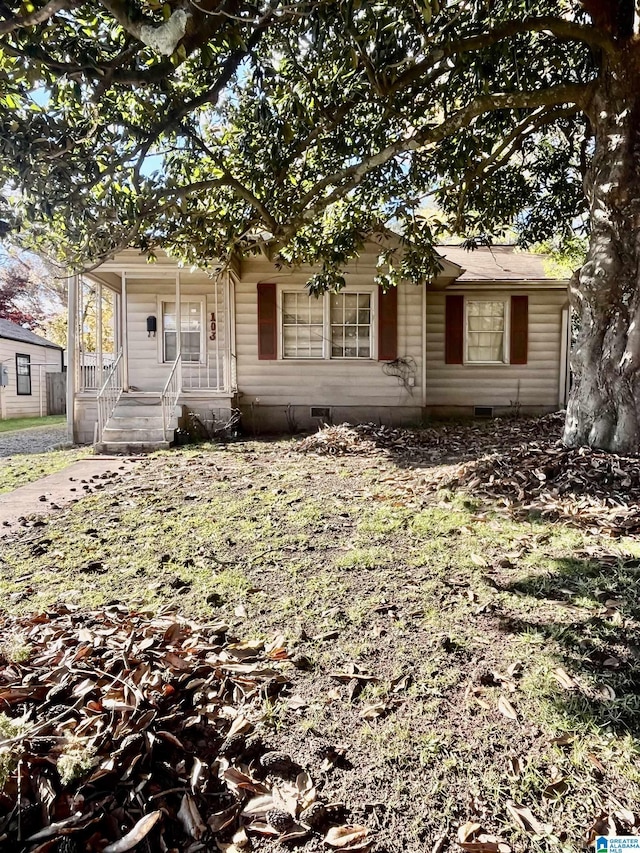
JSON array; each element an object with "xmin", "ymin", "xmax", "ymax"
[
  {"xmin": 15, "ymin": 353, "xmax": 32, "ymax": 396},
  {"xmin": 277, "ymin": 284, "xmax": 377, "ymax": 361},
  {"xmin": 157, "ymin": 296, "xmax": 206, "ymax": 365},
  {"xmin": 464, "ymin": 297, "xmax": 510, "ymax": 365}
]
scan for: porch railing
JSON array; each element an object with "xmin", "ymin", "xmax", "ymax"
[
  {"xmin": 79, "ymin": 353, "xmax": 116, "ymax": 390},
  {"xmin": 161, "ymin": 353, "xmax": 181, "ymax": 441},
  {"xmin": 96, "ymin": 349, "xmax": 123, "ymax": 444},
  {"xmin": 181, "ymin": 357, "xmax": 226, "ymax": 391}
]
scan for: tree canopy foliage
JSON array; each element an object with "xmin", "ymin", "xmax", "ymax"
[
  {"xmin": 5, "ymin": 0, "xmax": 640, "ymax": 451},
  {"xmin": 0, "ymin": 0, "xmax": 610, "ymax": 290},
  {"xmin": 0, "ymin": 249, "xmax": 66, "ymax": 334}
]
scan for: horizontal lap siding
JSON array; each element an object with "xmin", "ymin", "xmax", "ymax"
[
  {"xmin": 0, "ymin": 341, "xmax": 61, "ymax": 418},
  {"xmin": 125, "ymin": 277, "xmax": 226, "ymax": 391},
  {"xmin": 236, "ymin": 252, "xmax": 423, "ymax": 407},
  {"xmin": 426, "ymin": 289, "xmax": 567, "ymax": 407}
]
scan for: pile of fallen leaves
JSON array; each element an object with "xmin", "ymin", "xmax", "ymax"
[
  {"xmin": 440, "ymin": 441, "xmax": 640, "ymax": 534},
  {"xmin": 295, "ymin": 416, "xmax": 566, "ymax": 462},
  {"xmin": 0, "ymin": 606, "xmax": 370, "ymax": 852},
  {"xmin": 297, "ymin": 416, "xmax": 640, "ymax": 534},
  {"xmin": 296, "ymin": 425, "xmax": 382, "ymax": 457}
]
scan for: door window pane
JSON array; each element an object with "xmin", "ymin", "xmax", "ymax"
[{"xmin": 163, "ymin": 302, "xmax": 202, "ymax": 362}]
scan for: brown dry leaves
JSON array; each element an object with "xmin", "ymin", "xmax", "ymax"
[
  {"xmin": 0, "ymin": 606, "xmax": 368, "ymax": 852},
  {"xmin": 296, "ymin": 416, "xmax": 640, "ymax": 534}
]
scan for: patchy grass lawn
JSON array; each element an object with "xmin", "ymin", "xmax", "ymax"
[
  {"xmin": 1, "ymin": 430, "xmax": 639, "ymax": 852},
  {"xmin": 0, "ymin": 414, "xmax": 65, "ymax": 433},
  {"xmin": 0, "ymin": 447, "xmax": 86, "ymax": 494}
]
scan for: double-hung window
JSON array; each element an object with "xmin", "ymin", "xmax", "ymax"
[
  {"xmin": 281, "ymin": 290, "xmax": 373, "ymax": 359},
  {"xmin": 330, "ymin": 293, "xmax": 371, "ymax": 358},
  {"xmin": 282, "ymin": 292, "xmax": 324, "ymax": 358},
  {"xmin": 162, "ymin": 301, "xmax": 203, "ymax": 363},
  {"xmin": 16, "ymin": 354, "xmax": 31, "ymax": 395},
  {"xmin": 466, "ymin": 300, "xmax": 507, "ymax": 363}
]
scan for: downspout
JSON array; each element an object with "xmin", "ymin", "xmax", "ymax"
[
  {"xmin": 559, "ymin": 303, "xmax": 570, "ymax": 408},
  {"xmin": 421, "ymin": 281, "xmax": 427, "ymax": 413}
]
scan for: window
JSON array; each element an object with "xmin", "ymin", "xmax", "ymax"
[
  {"xmin": 466, "ymin": 300, "xmax": 507, "ymax": 363},
  {"xmin": 16, "ymin": 354, "xmax": 31, "ymax": 395},
  {"xmin": 330, "ymin": 292, "xmax": 371, "ymax": 358},
  {"xmin": 162, "ymin": 301, "xmax": 202, "ymax": 363},
  {"xmin": 280, "ymin": 290, "xmax": 373, "ymax": 359},
  {"xmin": 282, "ymin": 292, "xmax": 324, "ymax": 358}
]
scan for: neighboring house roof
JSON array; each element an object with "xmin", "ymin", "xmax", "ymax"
[
  {"xmin": 0, "ymin": 318, "xmax": 63, "ymax": 350},
  {"xmin": 438, "ymin": 245, "xmax": 560, "ymax": 281}
]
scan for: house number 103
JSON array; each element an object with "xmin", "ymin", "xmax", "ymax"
[{"xmin": 209, "ymin": 312, "xmax": 216, "ymax": 341}]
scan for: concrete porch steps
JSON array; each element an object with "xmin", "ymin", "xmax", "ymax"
[{"xmin": 94, "ymin": 395, "xmax": 179, "ymax": 454}]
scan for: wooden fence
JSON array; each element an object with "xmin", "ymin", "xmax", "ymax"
[{"xmin": 46, "ymin": 372, "xmax": 66, "ymax": 415}]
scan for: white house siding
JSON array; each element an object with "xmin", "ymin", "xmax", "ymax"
[
  {"xmin": 425, "ymin": 287, "xmax": 568, "ymax": 414},
  {"xmin": 0, "ymin": 340, "xmax": 62, "ymax": 419},
  {"xmin": 124, "ymin": 274, "xmax": 227, "ymax": 393},
  {"xmin": 234, "ymin": 251, "xmax": 425, "ymax": 431},
  {"xmin": 74, "ymin": 396, "xmax": 98, "ymax": 444}
]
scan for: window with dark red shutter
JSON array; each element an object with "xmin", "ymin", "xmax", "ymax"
[
  {"xmin": 445, "ymin": 294, "xmax": 464, "ymax": 364},
  {"xmin": 257, "ymin": 282, "xmax": 277, "ymax": 360},
  {"xmin": 378, "ymin": 285, "xmax": 398, "ymax": 361},
  {"xmin": 509, "ymin": 295, "xmax": 529, "ymax": 365}
]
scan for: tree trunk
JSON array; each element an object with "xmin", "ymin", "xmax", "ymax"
[{"xmin": 564, "ymin": 54, "xmax": 640, "ymax": 454}]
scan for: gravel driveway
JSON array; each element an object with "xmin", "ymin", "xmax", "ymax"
[{"xmin": 0, "ymin": 424, "xmax": 70, "ymax": 457}]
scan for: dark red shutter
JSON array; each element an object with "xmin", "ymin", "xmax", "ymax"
[
  {"xmin": 257, "ymin": 282, "xmax": 277, "ymax": 360},
  {"xmin": 510, "ymin": 295, "xmax": 528, "ymax": 365},
  {"xmin": 445, "ymin": 294, "xmax": 464, "ymax": 364},
  {"xmin": 378, "ymin": 285, "xmax": 398, "ymax": 361}
]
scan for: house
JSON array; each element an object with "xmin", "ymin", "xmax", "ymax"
[
  {"xmin": 0, "ymin": 319, "xmax": 65, "ymax": 419},
  {"xmin": 70, "ymin": 242, "xmax": 570, "ymax": 451}
]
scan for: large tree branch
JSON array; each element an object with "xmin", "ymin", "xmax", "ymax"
[
  {"xmin": 452, "ymin": 104, "xmax": 582, "ymax": 228},
  {"xmin": 97, "ymin": 0, "xmax": 190, "ymax": 56},
  {"xmin": 142, "ymin": 174, "xmax": 281, "ymax": 236},
  {"xmin": 291, "ymin": 83, "xmax": 594, "ymax": 233},
  {"xmin": 389, "ymin": 16, "xmax": 612, "ymax": 98},
  {"xmin": 0, "ymin": 0, "xmax": 82, "ymax": 34}
]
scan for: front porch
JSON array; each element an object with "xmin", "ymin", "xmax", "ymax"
[{"xmin": 67, "ymin": 252, "xmax": 237, "ymax": 449}]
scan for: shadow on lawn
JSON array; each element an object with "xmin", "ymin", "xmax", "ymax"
[{"xmin": 497, "ymin": 553, "xmax": 640, "ymax": 737}]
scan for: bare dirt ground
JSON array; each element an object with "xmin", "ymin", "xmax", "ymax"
[{"xmin": 0, "ymin": 416, "xmax": 638, "ymax": 853}]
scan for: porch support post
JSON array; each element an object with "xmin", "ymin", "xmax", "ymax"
[
  {"xmin": 77, "ymin": 276, "xmax": 84, "ymax": 390},
  {"xmin": 175, "ymin": 270, "xmax": 182, "ymax": 358},
  {"xmin": 97, "ymin": 282, "xmax": 103, "ymax": 387},
  {"xmin": 214, "ymin": 272, "xmax": 220, "ymax": 390},
  {"xmin": 113, "ymin": 293, "xmax": 120, "ymax": 352},
  {"xmin": 66, "ymin": 272, "xmax": 78, "ymax": 444},
  {"xmin": 121, "ymin": 272, "xmax": 129, "ymax": 392},
  {"xmin": 226, "ymin": 270, "xmax": 237, "ymax": 391}
]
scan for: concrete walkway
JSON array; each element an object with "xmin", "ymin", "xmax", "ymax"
[{"xmin": 0, "ymin": 456, "xmax": 141, "ymax": 536}]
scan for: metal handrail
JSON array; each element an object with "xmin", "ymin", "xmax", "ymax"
[
  {"xmin": 96, "ymin": 348, "xmax": 123, "ymax": 444},
  {"xmin": 161, "ymin": 353, "xmax": 181, "ymax": 440}
]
